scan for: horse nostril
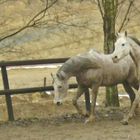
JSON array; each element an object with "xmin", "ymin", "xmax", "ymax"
[
  {"xmin": 58, "ymin": 86, "xmax": 62, "ymax": 89},
  {"xmin": 56, "ymin": 102, "xmax": 61, "ymax": 106},
  {"xmin": 114, "ymin": 56, "xmax": 118, "ymax": 59}
]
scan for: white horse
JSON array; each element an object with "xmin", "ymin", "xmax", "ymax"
[
  {"xmin": 52, "ymin": 49, "xmax": 138, "ymax": 123},
  {"xmin": 112, "ymin": 31, "xmax": 140, "ymax": 125}
]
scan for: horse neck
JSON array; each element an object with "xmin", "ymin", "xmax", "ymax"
[
  {"xmin": 57, "ymin": 69, "xmax": 73, "ymax": 81},
  {"xmin": 58, "ymin": 58, "xmax": 78, "ymax": 78},
  {"xmin": 129, "ymin": 39, "xmax": 140, "ymax": 79}
]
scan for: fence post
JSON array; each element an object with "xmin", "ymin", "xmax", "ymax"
[
  {"xmin": 1, "ymin": 66, "xmax": 14, "ymax": 121},
  {"xmin": 43, "ymin": 77, "xmax": 47, "ymax": 94}
]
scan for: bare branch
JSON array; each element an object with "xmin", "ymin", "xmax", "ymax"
[
  {"xmin": 118, "ymin": 0, "xmax": 135, "ymax": 32},
  {"xmin": 117, "ymin": 0, "xmax": 127, "ymax": 6},
  {"xmin": 131, "ymin": 0, "xmax": 140, "ymax": 15},
  {"xmin": 115, "ymin": 0, "xmax": 124, "ymax": 20},
  {"xmin": 0, "ymin": 0, "xmax": 58, "ymax": 42},
  {"xmin": 96, "ymin": 0, "xmax": 104, "ymax": 20},
  {"xmin": 0, "ymin": 0, "xmax": 10, "ymax": 5}
]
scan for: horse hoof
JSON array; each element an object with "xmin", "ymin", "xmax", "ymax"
[
  {"xmin": 84, "ymin": 119, "xmax": 89, "ymax": 124},
  {"xmin": 85, "ymin": 119, "xmax": 92, "ymax": 124},
  {"xmin": 84, "ymin": 112, "xmax": 90, "ymax": 117},
  {"xmin": 84, "ymin": 116, "xmax": 95, "ymax": 124},
  {"xmin": 121, "ymin": 120, "xmax": 128, "ymax": 125},
  {"xmin": 84, "ymin": 114, "xmax": 89, "ymax": 118}
]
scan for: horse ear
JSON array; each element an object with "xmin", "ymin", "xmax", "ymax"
[
  {"xmin": 51, "ymin": 73, "xmax": 55, "ymax": 83},
  {"xmin": 56, "ymin": 71, "xmax": 65, "ymax": 80},
  {"xmin": 125, "ymin": 31, "xmax": 127, "ymax": 37},
  {"xmin": 51, "ymin": 73, "xmax": 54, "ymax": 78},
  {"xmin": 56, "ymin": 73, "xmax": 60, "ymax": 79},
  {"xmin": 116, "ymin": 32, "xmax": 121, "ymax": 38},
  {"xmin": 115, "ymin": 32, "xmax": 119, "ymax": 38},
  {"xmin": 60, "ymin": 71, "xmax": 66, "ymax": 80}
]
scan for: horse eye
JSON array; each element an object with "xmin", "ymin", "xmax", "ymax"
[
  {"xmin": 122, "ymin": 43, "xmax": 125, "ymax": 46},
  {"xmin": 58, "ymin": 86, "xmax": 62, "ymax": 89}
]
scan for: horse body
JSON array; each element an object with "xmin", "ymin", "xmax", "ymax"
[
  {"xmin": 58, "ymin": 50, "xmax": 137, "ymax": 87},
  {"xmin": 52, "ymin": 49, "xmax": 138, "ymax": 123},
  {"xmin": 80, "ymin": 54, "xmax": 136, "ymax": 86},
  {"xmin": 76, "ymin": 58, "xmax": 128, "ymax": 86},
  {"xmin": 112, "ymin": 31, "xmax": 140, "ymax": 124}
]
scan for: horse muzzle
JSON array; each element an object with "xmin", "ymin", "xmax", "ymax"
[
  {"xmin": 53, "ymin": 99, "xmax": 62, "ymax": 106},
  {"xmin": 56, "ymin": 101, "xmax": 62, "ymax": 106},
  {"xmin": 112, "ymin": 55, "xmax": 119, "ymax": 63}
]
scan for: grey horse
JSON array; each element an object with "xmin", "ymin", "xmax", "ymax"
[
  {"xmin": 112, "ymin": 31, "xmax": 140, "ymax": 125},
  {"xmin": 52, "ymin": 49, "xmax": 138, "ymax": 123}
]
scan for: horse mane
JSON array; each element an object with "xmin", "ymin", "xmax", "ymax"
[
  {"xmin": 57, "ymin": 50, "xmax": 102, "ymax": 76},
  {"xmin": 129, "ymin": 36, "xmax": 140, "ymax": 46}
]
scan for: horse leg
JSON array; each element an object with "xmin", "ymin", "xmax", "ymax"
[
  {"xmin": 122, "ymin": 89, "xmax": 140, "ymax": 125},
  {"xmin": 123, "ymin": 81, "xmax": 139, "ymax": 116},
  {"xmin": 85, "ymin": 85, "xmax": 99, "ymax": 123},
  {"xmin": 123, "ymin": 81, "xmax": 135, "ymax": 105},
  {"xmin": 84, "ymin": 88, "xmax": 90, "ymax": 117},
  {"xmin": 72, "ymin": 85, "xmax": 85, "ymax": 116}
]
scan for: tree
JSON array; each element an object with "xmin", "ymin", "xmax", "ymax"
[
  {"xmin": 97, "ymin": 0, "xmax": 136, "ymax": 106},
  {"xmin": 102, "ymin": 0, "xmax": 119, "ymax": 106}
]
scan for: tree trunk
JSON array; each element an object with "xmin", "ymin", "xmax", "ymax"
[{"xmin": 103, "ymin": 0, "xmax": 119, "ymax": 107}]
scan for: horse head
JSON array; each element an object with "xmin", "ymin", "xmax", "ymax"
[
  {"xmin": 112, "ymin": 31, "xmax": 131, "ymax": 63},
  {"xmin": 51, "ymin": 72, "xmax": 69, "ymax": 105}
]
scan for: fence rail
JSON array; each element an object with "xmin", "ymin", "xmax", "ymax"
[
  {"xmin": 0, "ymin": 84, "xmax": 78, "ymax": 95},
  {"xmin": 0, "ymin": 58, "xmax": 90, "ymax": 121},
  {"xmin": 0, "ymin": 58, "xmax": 69, "ymax": 67}
]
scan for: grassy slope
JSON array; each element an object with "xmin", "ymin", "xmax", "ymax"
[{"xmin": 0, "ymin": 0, "xmax": 140, "ymax": 61}]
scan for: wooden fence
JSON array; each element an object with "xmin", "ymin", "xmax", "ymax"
[{"xmin": 0, "ymin": 58, "xmax": 90, "ymax": 121}]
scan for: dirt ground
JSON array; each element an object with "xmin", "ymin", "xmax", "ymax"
[
  {"xmin": 0, "ymin": 100, "xmax": 140, "ymax": 140},
  {"xmin": 0, "ymin": 68, "xmax": 139, "ymax": 140}
]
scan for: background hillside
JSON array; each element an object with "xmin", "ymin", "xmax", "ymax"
[
  {"xmin": 0, "ymin": 0, "xmax": 140, "ymax": 61},
  {"xmin": 1, "ymin": 2, "xmax": 140, "ymax": 139}
]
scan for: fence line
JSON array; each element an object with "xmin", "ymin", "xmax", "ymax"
[
  {"xmin": 0, "ymin": 58, "xmax": 69, "ymax": 67},
  {"xmin": 0, "ymin": 84, "xmax": 78, "ymax": 96}
]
